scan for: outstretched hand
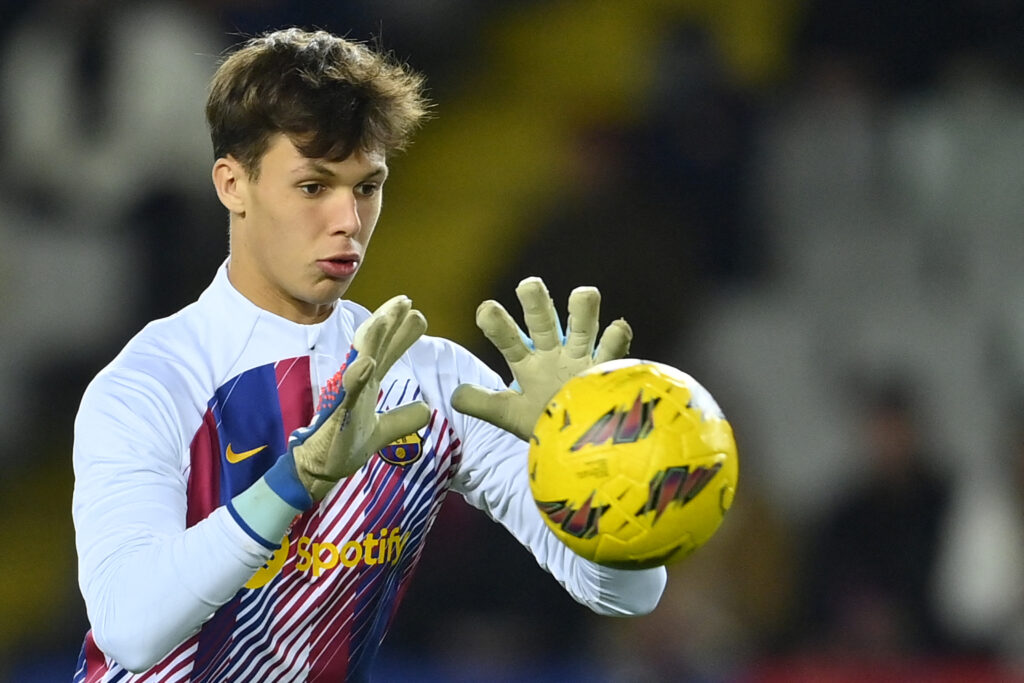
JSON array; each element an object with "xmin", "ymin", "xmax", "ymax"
[
  {"xmin": 451, "ymin": 277, "xmax": 632, "ymax": 441},
  {"xmin": 290, "ymin": 295, "xmax": 431, "ymax": 501}
]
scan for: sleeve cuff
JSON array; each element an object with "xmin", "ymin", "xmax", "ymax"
[{"xmin": 225, "ymin": 500, "xmax": 280, "ymax": 551}]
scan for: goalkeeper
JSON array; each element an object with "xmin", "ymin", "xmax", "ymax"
[{"xmin": 71, "ymin": 28, "xmax": 665, "ymax": 682}]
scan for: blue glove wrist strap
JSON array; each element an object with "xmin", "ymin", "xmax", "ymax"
[{"xmin": 264, "ymin": 452, "xmax": 314, "ymax": 511}]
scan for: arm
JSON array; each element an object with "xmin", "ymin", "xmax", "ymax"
[
  {"xmin": 73, "ymin": 371, "xmax": 279, "ymax": 672},
  {"xmin": 73, "ymin": 296, "xmax": 429, "ymax": 672},
  {"xmin": 451, "ymin": 393, "xmax": 666, "ymax": 616},
  {"xmin": 445, "ymin": 278, "xmax": 666, "ymax": 614}
]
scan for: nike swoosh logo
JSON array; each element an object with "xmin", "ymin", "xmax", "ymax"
[{"xmin": 225, "ymin": 443, "xmax": 268, "ymax": 463}]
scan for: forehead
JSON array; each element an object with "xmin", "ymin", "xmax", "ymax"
[{"xmin": 260, "ymin": 134, "xmax": 387, "ymax": 176}]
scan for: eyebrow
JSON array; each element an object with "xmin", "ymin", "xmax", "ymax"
[{"xmin": 292, "ymin": 159, "xmax": 388, "ymax": 180}]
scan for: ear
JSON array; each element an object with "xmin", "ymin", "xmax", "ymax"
[{"xmin": 212, "ymin": 156, "xmax": 248, "ymax": 216}]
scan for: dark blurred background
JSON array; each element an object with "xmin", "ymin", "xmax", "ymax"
[{"xmin": 3, "ymin": 0, "xmax": 1024, "ymax": 680}]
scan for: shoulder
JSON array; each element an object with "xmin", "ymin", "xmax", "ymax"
[
  {"xmin": 78, "ymin": 276, "xmax": 258, "ymax": 435},
  {"xmin": 111, "ymin": 288, "xmax": 254, "ymax": 392}
]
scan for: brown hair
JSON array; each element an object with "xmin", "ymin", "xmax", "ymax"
[{"xmin": 206, "ymin": 28, "xmax": 430, "ymax": 177}]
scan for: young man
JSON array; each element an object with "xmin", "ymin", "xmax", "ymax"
[{"xmin": 72, "ymin": 28, "xmax": 665, "ymax": 681}]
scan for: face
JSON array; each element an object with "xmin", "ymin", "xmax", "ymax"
[{"xmin": 216, "ymin": 134, "xmax": 388, "ymax": 323}]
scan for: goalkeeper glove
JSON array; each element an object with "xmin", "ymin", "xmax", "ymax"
[
  {"xmin": 265, "ymin": 295, "xmax": 431, "ymax": 507},
  {"xmin": 451, "ymin": 276, "xmax": 632, "ymax": 441}
]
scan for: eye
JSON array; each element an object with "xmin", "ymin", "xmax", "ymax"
[
  {"xmin": 355, "ymin": 182, "xmax": 380, "ymax": 198},
  {"xmin": 299, "ymin": 183, "xmax": 325, "ymax": 197}
]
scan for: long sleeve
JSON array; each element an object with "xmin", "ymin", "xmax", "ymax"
[
  {"xmin": 452, "ymin": 417, "xmax": 666, "ymax": 616},
  {"xmin": 431, "ymin": 343, "xmax": 666, "ymax": 616},
  {"xmin": 72, "ymin": 367, "xmax": 275, "ymax": 672}
]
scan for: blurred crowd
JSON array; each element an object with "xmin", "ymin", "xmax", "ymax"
[{"xmin": 2, "ymin": 0, "xmax": 1024, "ymax": 681}]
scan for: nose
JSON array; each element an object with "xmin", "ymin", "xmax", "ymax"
[{"xmin": 328, "ymin": 192, "xmax": 360, "ymax": 236}]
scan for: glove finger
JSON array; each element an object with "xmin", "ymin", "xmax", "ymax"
[
  {"xmin": 353, "ymin": 313, "xmax": 389, "ymax": 359},
  {"xmin": 307, "ymin": 354, "xmax": 370, "ymax": 432},
  {"xmin": 516, "ymin": 277, "xmax": 562, "ymax": 352},
  {"xmin": 476, "ymin": 300, "xmax": 530, "ymax": 365},
  {"xmin": 451, "ymin": 384, "xmax": 516, "ymax": 430},
  {"xmin": 371, "ymin": 401, "xmax": 431, "ymax": 452},
  {"xmin": 565, "ymin": 286, "xmax": 600, "ymax": 360},
  {"xmin": 594, "ymin": 318, "xmax": 633, "ymax": 364},
  {"xmin": 339, "ymin": 355, "xmax": 376, "ymax": 408},
  {"xmin": 355, "ymin": 295, "xmax": 412, "ymax": 357},
  {"xmin": 374, "ymin": 295, "xmax": 414, "ymax": 359},
  {"xmin": 375, "ymin": 308, "xmax": 427, "ymax": 378}
]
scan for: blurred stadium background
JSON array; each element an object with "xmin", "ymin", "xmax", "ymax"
[{"xmin": 3, "ymin": 0, "xmax": 1024, "ymax": 680}]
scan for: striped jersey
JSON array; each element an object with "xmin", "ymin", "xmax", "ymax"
[{"xmin": 72, "ymin": 264, "xmax": 665, "ymax": 682}]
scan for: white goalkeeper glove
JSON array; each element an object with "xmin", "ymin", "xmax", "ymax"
[
  {"xmin": 451, "ymin": 276, "xmax": 632, "ymax": 441},
  {"xmin": 264, "ymin": 295, "xmax": 431, "ymax": 507}
]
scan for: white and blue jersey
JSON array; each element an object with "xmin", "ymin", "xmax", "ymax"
[{"xmin": 71, "ymin": 263, "xmax": 665, "ymax": 682}]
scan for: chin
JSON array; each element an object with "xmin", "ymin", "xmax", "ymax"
[{"xmin": 307, "ymin": 282, "xmax": 350, "ymax": 305}]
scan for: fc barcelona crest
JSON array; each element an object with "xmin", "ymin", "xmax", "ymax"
[{"xmin": 378, "ymin": 432, "xmax": 423, "ymax": 466}]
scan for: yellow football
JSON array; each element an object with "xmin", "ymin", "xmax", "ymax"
[{"xmin": 528, "ymin": 358, "xmax": 739, "ymax": 569}]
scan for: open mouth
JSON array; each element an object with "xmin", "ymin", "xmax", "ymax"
[{"xmin": 317, "ymin": 257, "xmax": 360, "ymax": 279}]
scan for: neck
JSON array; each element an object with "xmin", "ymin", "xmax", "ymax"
[{"xmin": 225, "ymin": 258, "xmax": 335, "ymax": 324}]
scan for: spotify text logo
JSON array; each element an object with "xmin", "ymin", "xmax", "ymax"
[{"xmin": 245, "ymin": 525, "xmax": 411, "ymax": 589}]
